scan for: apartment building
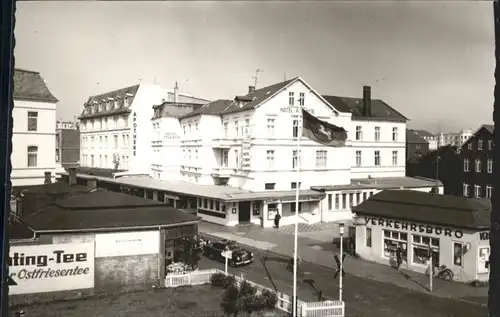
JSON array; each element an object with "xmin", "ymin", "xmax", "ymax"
[
  {"xmin": 56, "ymin": 120, "xmax": 80, "ymax": 167},
  {"xmin": 438, "ymin": 129, "xmax": 473, "ymax": 148},
  {"xmin": 406, "ymin": 129, "xmax": 430, "ymax": 161},
  {"xmin": 11, "ymin": 69, "xmax": 61, "ymax": 187},
  {"xmin": 410, "ymin": 129, "xmax": 438, "ymax": 150}
]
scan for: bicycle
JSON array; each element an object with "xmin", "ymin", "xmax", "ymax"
[{"xmin": 433, "ymin": 265, "xmax": 454, "ymax": 281}]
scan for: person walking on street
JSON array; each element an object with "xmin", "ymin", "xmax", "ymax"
[
  {"xmin": 396, "ymin": 244, "xmax": 403, "ymax": 270},
  {"xmin": 274, "ymin": 212, "xmax": 281, "ymax": 229}
]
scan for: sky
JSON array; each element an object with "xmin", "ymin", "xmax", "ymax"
[{"xmin": 14, "ymin": 1, "xmax": 495, "ymax": 133}]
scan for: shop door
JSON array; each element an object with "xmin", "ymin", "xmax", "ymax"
[{"xmin": 238, "ymin": 201, "xmax": 251, "ymax": 223}]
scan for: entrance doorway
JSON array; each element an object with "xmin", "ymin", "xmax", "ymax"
[{"xmin": 238, "ymin": 201, "xmax": 251, "ymax": 223}]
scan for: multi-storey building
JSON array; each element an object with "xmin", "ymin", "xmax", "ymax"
[
  {"xmin": 79, "ymin": 82, "xmax": 208, "ymax": 174},
  {"xmin": 405, "ymin": 129, "xmax": 429, "ymax": 161},
  {"xmin": 56, "ymin": 121, "xmax": 80, "ymax": 168},
  {"xmin": 11, "ymin": 69, "xmax": 61, "ymax": 187},
  {"xmin": 410, "ymin": 129, "xmax": 438, "ymax": 150},
  {"xmin": 438, "ymin": 129, "xmax": 473, "ymax": 148},
  {"xmin": 460, "ymin": 124, "xmax": 494, "ymax": 199}
]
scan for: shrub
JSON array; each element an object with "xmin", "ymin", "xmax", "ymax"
[
  {"xmin": 210, "ymin": 272, "xmax": 236, "ymax": 289},
  {"xmin": 261, "ymin": 289, "xmax": 278, "ymax": 309},
  {"xmin": 239, "ymin": 281, "xmax": 257, "ymax": 297},
  {"xmin": 242, "ymin": 294, "xmax": 267, "ymax": 313}
]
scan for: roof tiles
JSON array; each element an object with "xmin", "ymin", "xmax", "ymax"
[{"xmin": 13, "ymin": 68, "xmax": 58, "ymax": 103}]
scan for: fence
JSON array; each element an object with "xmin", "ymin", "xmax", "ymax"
[{"xmin": 164, "ymin": 269, "xmax": 345, "ymax": 317}]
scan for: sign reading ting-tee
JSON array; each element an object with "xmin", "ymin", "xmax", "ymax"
[
  {"xmin": 8, "ymin": 243, "xmax": 95, "ymax": 295},
  {"xmin": 363, "ymin": 216, "xmax": 464, "ymax": 239},
  {"xmin": 95, "ymin": 231, "xmax": 160, "ymax": 258},
  {"xmin": 132, "ymin": 112, "xmax": 137, "ymax": 156}
]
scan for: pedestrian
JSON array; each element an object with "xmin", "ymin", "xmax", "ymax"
[
  {"xmin": 396, "ymin": 244, "xmax": 403, "ymax": 270},
  {"xmin": 274, "ymin": 212, "xmax": 281, "ymax": 229}
]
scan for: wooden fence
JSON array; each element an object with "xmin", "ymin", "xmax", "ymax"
[{"xmin": 164, "ymin": 269, "xmax": 345, "ymax": 317}]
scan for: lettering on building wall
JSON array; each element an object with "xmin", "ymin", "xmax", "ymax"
[
  {"xmin": 133, "ymin": 112, "xmax": 137, "ymax": 156},
  {"xmin": 8, "ymin": 243, "xmax": 95, "ymax": 295},
  {"xmin": 279, "ymin": 106, "xmax": 315, "ymax": 114},
  {"xmin": 479, "ymin": 231, "xmax": 490, "ymax": 241},
  {"xmin": 363, "ymin": 216, "xmax": 464, "ymax": 239},
  {"xmin": 164, "ymin": 132, "xmax": 180, "ymax": 140}
]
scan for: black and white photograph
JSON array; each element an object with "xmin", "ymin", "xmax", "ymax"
[{"xmin": 1, "ymin": 1, "xmax": 498, "ymax": 317}]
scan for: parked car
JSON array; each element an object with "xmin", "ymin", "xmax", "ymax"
[{"xmin": 203, "ymin": 240, "xmax": 254, "ymax": 267}]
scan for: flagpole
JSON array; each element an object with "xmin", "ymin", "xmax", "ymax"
[{"xmin": 292, "ymin": 107, "xmax": 302, "ymax": 317}]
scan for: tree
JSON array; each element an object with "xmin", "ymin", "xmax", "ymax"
[
  {"xmin": 220, "ymin": 280, "xmax": 276, "ymax": 317},
  {"xmin": 112, "ymin": 153, "xmax": 120, "ymax": 171},
  {"xmin": 182, "ymin": 237, "xmax": 202, "ymax": 271}
]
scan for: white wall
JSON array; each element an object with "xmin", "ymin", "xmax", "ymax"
[
  {"xmin": 12, "ymin": 100, "xmax": 59, "ymax": 186},
  {"xmin": 151, "ymin": 116, "xmax": 183, "ymax": 180}
]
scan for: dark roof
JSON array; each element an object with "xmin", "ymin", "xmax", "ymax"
[
  {"xmin": 322, "ymin": 95, "xmax": 408, "ymax": 122},
  {"xmin": 180, "ymin": 78, "xmax": 298, "ymax": 119},
  {"xmin": 406, "ymin": 129, "xmax": 428, "ymax": 144},
  {"xmin": 482, "ymin": 124, "xmax": 494, "ymax": 134},
  {"xmin": 86, "ymin": 84, "xmax": 140, "ymax": 104},
  {"xmin": 411, "ymin": 129, "xmax": 435, "ymax": 138},
  {"xmin": 153, "ymin": 103, "xmax": 203, "ymax": 119},
  {"xmin": 55, "ymin": 190, "xmax": 164, "ymax": 210},
  {"xmin": 13, "ymin": 68, "xmax": 58, "ymax": 103},
  {"xmin": 352, "ymin": 190, "xmax": 490, "ymax": 230},
  {"xmin": 78, "ymin": 85, "xmax": 139, "ymax": 120},
  {"xmin": 24, "ymin": 205, "xmax": 199, "ymax": 232},
  {"xmin": 9, "ymin": 219, "xmax": 35, "ymax": 240}
]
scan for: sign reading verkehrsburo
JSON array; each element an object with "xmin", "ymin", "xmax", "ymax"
[{"xmin": 9, "ymin": 243, "xmax": 95, "ymax": 295}]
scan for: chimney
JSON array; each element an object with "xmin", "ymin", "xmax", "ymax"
[
  {"xmin": 87, "ymin": 177, "xmax": 97, "ymax": 190},
  {"xmin": 248, "ymin": 86, "xmax": 255, "ymax": 94},
  {"xmin": 362, "ymin": 86, "xmax": 372, "ymax": 117},
  {"xmin": 44, "ymin": 171, "xmax": 52, "ymax": 184},
  {"xmin": 68, "ymin": 168, "xmax": 77, "ymax": 186},
  {"xmin": 173, "ymin": 81, "xmax": 179, "ymax": 103}
]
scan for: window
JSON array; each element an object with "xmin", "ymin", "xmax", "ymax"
[
  {"xmin": 355, "ymin": 192, "xmax": 361, "ymax": 206},
  {"xmin": 335, "ymin": 194, "xmax": 340, "ymax": 210},
  {"xmin": 203, "ymin": 199, "xmax": 208, "ymax": 209},
  {"xmin": 488, "ymin": 159, "xmax": 493, "ymax": 173},
  {"xmin": 355, "ymin": 151, "xmax": 362, "ymax": 167},
  {"xmin": 292, "ymin": 150, "xmax": 301, "ymax": 169},
  {"xmin": 291, "ymin": 202, "xmax": 302, "ymax": 213},
  {"xmin": 27, "ymin": 146, "xmax": 38, "ymax": 167},
  {"xmin": 374, "ymin": 150, "xmax": 381, "ymax": 166},
  {"xmin": 355, "ymin": 126, "xmax": 362, "ymax": 141},
  {"xmin": 374, "ymin": 126, "xmax": 381, "ymax": 141},
  {"xmin": 266, "ymin": 150, "xmax": 275, "ymax": 169},
  {"xmin": 366, "ymin": 228, "xmax": 372, "ymax": 247},
  {"xmin": 464, "ymin": 159, "xmax": 470, "ymax": 172},
  {"xmin": 99, "ymin": 155, "xmax": 102, "ymax": 168},
  {"xmin": 265, "ymin": 183, "xmax": 275, "ymax": 190},
  {"xmin": 289, "ymin": 92, "xmax": 295, "ymax": 106},
  {"xmin": 328, "ymin": 194, "xmax": 332, "ymax": 210},
  {"xmin": 392, "ymin": 127, "xmax": 398, "ymax": 141},
  {"xmin": 244, "ymin": 119, "xmax": 250, "ymax": 136},
  {"xmin": 475, "ymin": 185, "xmax": 481, "ymax": 198},
  {"xmin": 298, "ymin": 93, "xmax": 305, "ymax": 106},
  {"xmin": 341, "ymin": 194, "xmax": 347, "ymax": 209},
  {"xmin": 489, "ymin": 140, "xmax": 493, "ymax": 150},
  {"xmin": 105, "ymin": 136, "xmax": 108, "ymax": 147},
  {"xmin": 475, "ymin": 159, "xmax": 482, "ymax": 172},
  {"xmin": 453, "ymin": 242, "xmax": 464, "ymax": 267},
  {"xmin": 468, "ymin": 143, "xmax": 472, "ymax": 150},
  {"xmin": 27, "ymin": 111, "xmax": 38, "ymax": 131},
  {"xmin": 412, "ymin": 234, "xmax": 439, "ymax": 265},
  {"xmin": 291, "ymin": 182, "xmax": 301, "ymax": 189},
  {"xmin": 292, "ymin": 120, "xmax": 299, "ymax": 138},
  {"xmin": 104, "ymin": 155, "xmax": 108, "ymax": 168},
  {"xmin": 487, "ymin": 185, "xmax": 493, "ymax": 198},
  {"xmin": 316, "ymin": 150, "xmax": 327, "ymax": 168},
  {"xmin": 90, "ymin": 155, "xmax": 94, "ymax": 167},
  {"xmin": 223, "ymin": 122, "xmax": 228, "ymax": 138},
  {"xmin": 114, "ymin": 135, "xmax": 118, "ymax": 149},
  {"xmin": 210, "ymin": 199, "xmax": 214, "ymax": 209},
  {"xmin": 363, "ymin": 192, "xmax": 367, "ymax": 201},
  {"xmin": 392, "ymin": 151, "xmax": 398, "ymax": 166},
  {"xmin": 215, "ymin": 201, "xmax": 220, "ymax": 211},
  {"xmin": 235, "ymin": 150, "xmax": 239, "ymax": 168},
  {"xmin": 463, "ymin": 183, "xmax": 470, "ymax": 197},
  {"xmin": 183, "ymin": 125, "xmax": 187, "ymax": 136},
  {"xmin": 348, "ymin": 194, "xmax": 353, "ymax": 208},
  {"xmin": 234, "ymin": 121, "xmax": 239, "ymax": 137},
  {"xmin": 267, "ymin": 119, "xmax": 275, "ymax": 137},
  {"xmin": 383, "ymin": 230, "xmax": 408, "ymax": 259},
  {"xmin": 478, "ymin": 140, "xmax": 483, "ymax": 150}
]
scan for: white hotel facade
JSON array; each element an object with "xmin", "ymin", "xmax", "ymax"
[{"xmin": 78, "ymin": 77, "xmax": 442, "ymax": 227}]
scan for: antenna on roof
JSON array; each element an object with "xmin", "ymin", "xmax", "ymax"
[{"xmin": 253, "ymin": 69, "xmax": 263, "ymax": 88}]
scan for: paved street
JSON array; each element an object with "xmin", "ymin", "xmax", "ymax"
[{"xmin": 199, "ymin": 232, "xmax": 488, "ymax": 317}]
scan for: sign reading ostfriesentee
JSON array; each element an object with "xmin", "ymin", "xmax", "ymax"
[{"xmin": 8, "ymin": 243, "xmax": 95, "ymax": 295}]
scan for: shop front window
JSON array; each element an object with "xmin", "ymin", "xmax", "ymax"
[
  {"xmin": 383, "ymin": 230, "xmax": 408, "ymax": 260},
  {"xmin": 453, "ymin": 242, "xmax": 464, "ymax": 267},
  {"xmin": 412, "ymin": 234, "xmax": 439, "ymax": 265}
]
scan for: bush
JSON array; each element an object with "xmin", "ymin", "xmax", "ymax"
[
  {"xmin": 210, "ymin": 272, "xmax": 236, "ymax": 289},
  {"xmin": 261, "ymin": 289, "xmax": 278, "ymax": 309},
  {"xmin": 239, "ymin": 281, "xmax": 257, "ymax": 297},
  {"xmin": 242, "ymin": 294, "xmax": 267, "ymax": 313}
]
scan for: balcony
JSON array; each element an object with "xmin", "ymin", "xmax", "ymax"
[
  {"xmin": 211, "ymin": 138, "xmax": 236, "ymax": 148},
  {"xmin": 211, "ymin": 167, "xmax": 234, "ymax": 177}
]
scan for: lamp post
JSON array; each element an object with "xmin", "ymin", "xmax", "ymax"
[{"xmin": 339, "ymin": 223, "xmax": 344, "ymax": 302}]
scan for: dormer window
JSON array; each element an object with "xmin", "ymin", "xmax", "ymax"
[{"xmin": 118, "ymin": 98, "xmax": 124, "ymax": 108}]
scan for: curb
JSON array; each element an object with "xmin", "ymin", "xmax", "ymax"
[{"xmin": 200, "ymin": 231, "xmax": 487, "ymax": 307}]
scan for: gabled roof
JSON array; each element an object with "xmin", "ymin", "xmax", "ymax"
[
  {"xmin": 353, "ymin": 190, "xmax": 490, "ymax": 230},
  {"xmin": 483, "ymin": 124, "xmax": 494, "ymax": 134},
  {"xmin": 13, "ymin": 68, "xmax": 59, "ymax": 103},
  {"xmin": 406, "ymin": 129, "xmax": 428, "ymax": 144},
  {"xmin": 322, "ymin": 95, "xmax": 407, "ymax": 122},
  {"xmin": 411, "ymin": 129, "xmax": 435, "ymax": 138},
  {"xmin": 461, "ymin": 124, "xmax": 494, "ymax": 149}
]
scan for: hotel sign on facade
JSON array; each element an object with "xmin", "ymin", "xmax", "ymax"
[{"xmin": 132, "ymin": 112, "xmax": 137, "ymax": 156}]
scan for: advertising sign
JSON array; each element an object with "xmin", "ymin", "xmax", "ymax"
[
  {"xmin": 95, "ymin": 231, "xmax": 160, "ymax": 258},
  {"xmin": 478, "ymin": 247, "xmax": 490, "ymax": 274},
  {"xmin": 8, "ymin": 243, "xmax": 95, "ymax": 295}
]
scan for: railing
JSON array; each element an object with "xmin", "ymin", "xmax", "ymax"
[{"xmin": 164, "ymin": 269, "xmax": 345, "ymax": 317}]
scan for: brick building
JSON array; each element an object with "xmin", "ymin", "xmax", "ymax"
[{"xmin": 9, "ymin": 174, "xmax": 200, "ymax": 305}]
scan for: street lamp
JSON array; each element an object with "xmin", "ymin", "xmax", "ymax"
[{"xmin": 339, "ymin": 223, "xmax": 344, "ymax": 303}]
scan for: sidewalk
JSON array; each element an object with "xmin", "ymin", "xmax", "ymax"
[{"xmin": 199, "ymin": 221, "xmax": 488, "ymax": 303}]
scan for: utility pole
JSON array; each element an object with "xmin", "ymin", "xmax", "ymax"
[{"xmin": 253, "ymin": 69, "xmax": 263, "ymax": 88}]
